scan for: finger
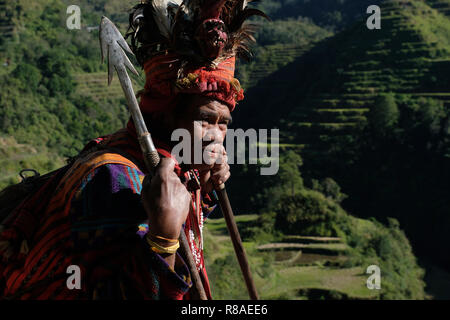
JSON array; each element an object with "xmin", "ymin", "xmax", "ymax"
[
  {"xmin": 217, "ymin": 153, "xmax": 228, "ymax": 165},
  {"xmin": 211, "ymin": 172, "xmax": 231, "ymax": 187},
  {"xmin": 157, "ymin": 157, "xmax": 176, "ymax": 173},
  {"xmin": 210, "ymin": 161, "xmax": 230, "ymax": 174},
  {"xmin": 210, "ymin": 164, "xmax": 230, "ymax": 178},
  {"xmin": 216, "ymin": 146, "xmax": 227, "ymax": 164},
  {"xmin": 198, "ymin": 169, "xmax": 214, "ymax": 194},
  {"xmin": 210, "ymin": 167, "xmax": 231, "ymax": 186}
]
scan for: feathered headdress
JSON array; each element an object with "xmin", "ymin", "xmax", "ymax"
[{"xmin": 126, "ymin": 0, "xmax": 270, "ymax": 112}]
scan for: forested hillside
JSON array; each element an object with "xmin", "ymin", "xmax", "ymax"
[
  {"xmin": 255, "ymin": 0, "xmax": 383, "ymax": 31},
  {"xmin": 237, "ymin": 0, "xmax": 384, "ymax": 88},
  {"xmin": 231, "ymin": 0, "xmax": 450, "ymax": 297},
  {"xmin": 0, "ymin": 0, "xmax": 447, "ymax": 299},
  {"xmin": 0, "ymin": 0, "xmax": 138, "ymax": 188}
]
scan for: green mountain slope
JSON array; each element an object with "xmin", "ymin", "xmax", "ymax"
[
  {"xmin": 237, "ymin": 0, "xmax": 388, "ymax": 90},
  {"xmin": 237, "ymin": 0, "xmax": 450, "ymax": 140},
  {"xmin": 236, "ymin": 19, "xmax": 333, "ymax": 89},
  {"xmin": 255, "ymin": 0, "xmax": 383, "ymax": 31},
  {"xmin": 429, "ymin": 0, "xmax": 450, "ymax": 16},
  {"xmin": 0, "ymin": 0, "xmax": 140, "ymax": 181},
  {"xmin": 232, "ymin": 0, "xmax": 450, "ymax": 282},
  {"xmin": 0, "ymin": 135, "xmax": 65, "ymax": 189},
  {"xmin": 0, "ymin": 1, "xmax": 16, "ymax": 42},
  {"xmin": 205, "ymin": 191, "xmax": 426, "ymax": 299}
]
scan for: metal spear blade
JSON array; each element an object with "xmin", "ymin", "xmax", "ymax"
[{"xmin": 99, "ymin": 16, "xmax": 139, "ymax": 85}]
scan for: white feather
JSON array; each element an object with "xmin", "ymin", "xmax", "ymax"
[
  {"xmin": 152, "ymin": 0, "xmax": 182, "ymax": 39},
  {"xmin": 167, "ymin": 0, "xmax": 183, "ymax": 27},
  {"xmin": 181, "ymin": 0, "xmax": 200, "ymax": 22}
]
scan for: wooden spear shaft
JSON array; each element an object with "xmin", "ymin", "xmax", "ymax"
[{"xmin": 216, "ymin": 184, "xmax": 259, "ymax": 300}]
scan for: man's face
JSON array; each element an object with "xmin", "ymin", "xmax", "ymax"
[{"xmin": 174, "ymin": 95, "xmax": 232, "ymax": 173}]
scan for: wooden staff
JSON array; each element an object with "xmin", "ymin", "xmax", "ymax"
[{"xmin": 216, "ymin": 184, "xmax": 259, "ymax": 300}]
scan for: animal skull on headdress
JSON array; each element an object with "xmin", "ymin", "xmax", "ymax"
[{"xmin": 126, "ymin": 0, "xmax": 270, "ymax": 66}]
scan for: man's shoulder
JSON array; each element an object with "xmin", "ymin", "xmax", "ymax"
[
  {"xmin": 58, "ymin": 146, "xmax": 144, "ymax": 198},
  {"xmin": 72, "ymin": 128, "xmax": 144, "ymax": 177},
  {"xmin": 60, "ymin": 127, "xmax": 149, "ymax": 198},
  {"xmin": 78, "ymin": 149, "xmax": 144, "ymax": 181},
  {"xmin": 69, "ymin": 149, "xmax": 138, "ymax": 178}
]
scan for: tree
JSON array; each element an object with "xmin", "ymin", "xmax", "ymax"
[
  {"xmin": 12, "ymin": 64, "xmax": 42, "ymax": 92},
  {"xmin": 311, "ymin": 177, "xmax": 348, "ymax": 203},
  {"xmin": 368, "ymin": 93, "xmax": 400, "ymax": 136},
  {"xmin": 278, "ymin": 150, "xmax": 304, "ymax": 196}
]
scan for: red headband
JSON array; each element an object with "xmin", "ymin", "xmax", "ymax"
[{"xmin": 139, "ymin": 53, "xmax": 244, "ymax": 114}]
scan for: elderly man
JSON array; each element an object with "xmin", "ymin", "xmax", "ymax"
[{"xmin": 0, "ymin": 0, "xmax": 268, "ymax": 299}]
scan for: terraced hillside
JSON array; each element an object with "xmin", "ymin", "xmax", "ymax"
[
  {"xmin": 429, "ymin": 0, "xmax": 450, "ymax": 16},
  {"xmin": 0, "ymin": 135, "xmax": 65, "ymax": 190},
  {"xmin": 255, "ymin": 0, "xmax": 383, "ymax": 31},
  {"xmin": 236, "ymin": 18, "xmax": 333, "ymax": 89},
  {"xmin": 238, "ymin": 44, "xmax": 310, "ymax": 89},
  {"xmin": 74, "ymin": 72, "xmax": 144, "ymax": 101},
  {"xmin": 205, "ymin": 215, "xmax": 379, "ymax": 300},
  {"xmin": 0, "ymin": 0, "xmax": 15, "ymax": 42},
  {"xmin": 236, "ymin": 0, "xmax": 450, "ymax": 151},
  {"xmin": 259, "ymin": 240, "xmax": 375, "ymax": 300}
]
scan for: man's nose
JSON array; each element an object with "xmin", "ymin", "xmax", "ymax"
[{"xmin": 203, "ymin": 126, "xmax": 224, "ymax": 143}]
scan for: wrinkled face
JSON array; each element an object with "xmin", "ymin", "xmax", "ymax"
[
  {"xmin": 195, "ymin": 19, "xmax": 228, "ymax": 59},
  {"xmin": 175, "ymin": 95, "xmax": 232, "ymax": 173}
]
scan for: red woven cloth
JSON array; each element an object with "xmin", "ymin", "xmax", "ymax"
[{"xmin": 139, "ymin": 53, "xmax": 244, "ymax": 114}]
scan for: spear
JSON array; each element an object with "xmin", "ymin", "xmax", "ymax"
[{"xmin": 99, "ymin": 16, "xmax": 207, "ymax": 300}]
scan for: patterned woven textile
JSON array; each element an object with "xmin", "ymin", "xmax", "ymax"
[{"xmin": 0, "ymin": 127, "xmax": 216, "ymax": 300}]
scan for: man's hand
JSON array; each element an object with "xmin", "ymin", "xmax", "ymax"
[
  {"xmin": 142, "ymin": 158, "xmax": 191, "ymax": 242},
  {"xmin": 199, "ymin": 144, "xmax": 231, "ymax": 194}
]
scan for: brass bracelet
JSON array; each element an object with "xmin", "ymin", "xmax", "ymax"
[
  {"xmin": 146, "ymin": 235, "xmax": 180, "ymax": 255},
  {"xmin": 147, "ymin": 233, "xmax": 179, "ymax": 243}
]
